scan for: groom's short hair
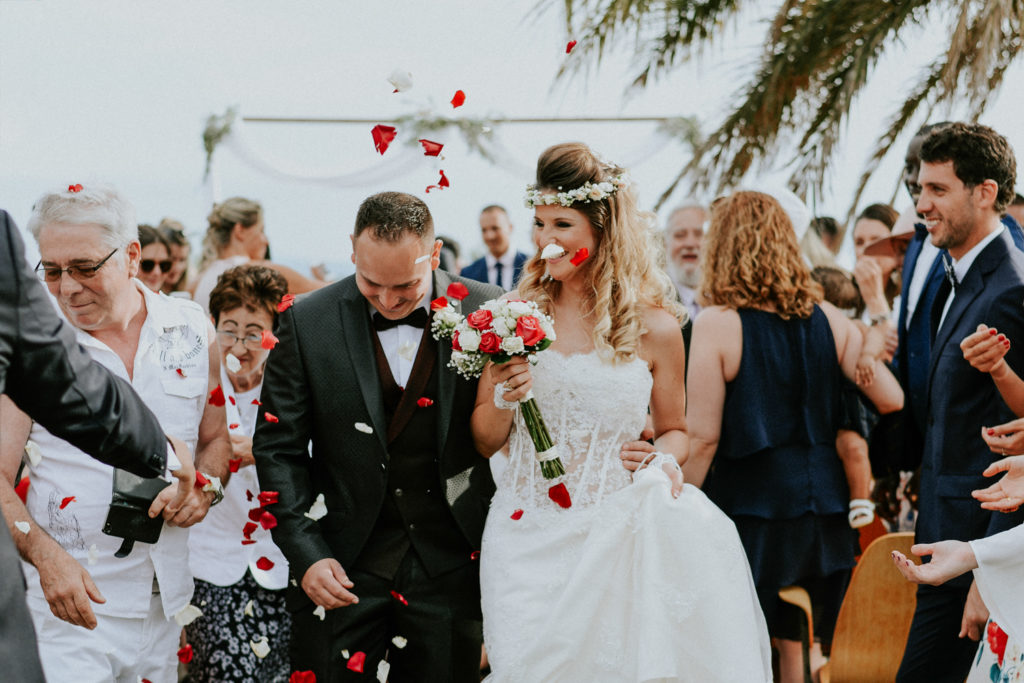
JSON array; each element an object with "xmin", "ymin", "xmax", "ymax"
[{"xmin": 354, "ymin": 192, "xmax": 434, "ymax": 242}]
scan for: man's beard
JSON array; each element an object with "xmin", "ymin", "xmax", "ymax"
[{"xmin": 668, "ymin": 261, "xmax": 702, "ymax": 289}]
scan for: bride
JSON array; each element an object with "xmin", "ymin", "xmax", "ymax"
[{"xmin": 472, "ymin": 142, "xmax": 772, "ymax": 682}]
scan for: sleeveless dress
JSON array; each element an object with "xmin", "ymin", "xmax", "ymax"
[
  {"xmin": 480, "ymin": 351, "xmax": 772, "ymax": 682},
  {"xmin": 702, "ymin": 307, "xmax": 858, "ymax": 643}
]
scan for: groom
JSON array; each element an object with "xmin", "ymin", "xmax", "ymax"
[{"xmin": 254, "ymin": 192, "xmax": 500, "ymax": 681}]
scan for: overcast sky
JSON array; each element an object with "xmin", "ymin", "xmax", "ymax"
[{"xmin": 3, "ymin": 1, "xmax": 1023, "ymax": 274}]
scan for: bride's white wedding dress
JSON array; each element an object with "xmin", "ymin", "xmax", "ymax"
[{"xmin": 480, "ymin": 352, "xmax": 772, "ymax": 682}]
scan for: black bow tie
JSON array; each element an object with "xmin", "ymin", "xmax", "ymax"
[
  {"xmin": 372, "ymin": 308, "xmax": 429, "ymax": 331},
  {"xmin": 941, "ymin": 252, "xmax": 959, "ymax": 289}
]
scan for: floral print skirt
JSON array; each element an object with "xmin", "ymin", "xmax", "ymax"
[{"xmin": 968, "ymin": 620, "xmax": 1024, "ymax": 683}]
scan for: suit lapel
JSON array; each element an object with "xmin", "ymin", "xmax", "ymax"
[
  {"xmin": 339, "ymin": 288, "xmax": 389, "ymax": 455},
  {"xmin": 433, "ymin": 270, "xmax": 456, "ymax": 456}
]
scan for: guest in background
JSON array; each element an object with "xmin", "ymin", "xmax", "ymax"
[
  {"xmin": 438, "ymin": 234, "xmax": 463, "ymax": 273},
  {"xmin": 461, "ymin": 205, "xmax": 528, "ymax": 290},
  {"xmin": 663, "ymin": 202, "xmax": 707, "ymax": 325},
  {"xmin": 184, "ymin": 264, "xmax": 291, "ymax": 682},
  {"xmin": 811, "ymin": 215, "xmax": 844, "ymax": 255},
  {"xmin": 137, "ymin": 224, "xmax": 171, "ymax": 293},
  {"xmin": 1008, "ymin": 192, "xmax": 1024, "ymax": 228},
  {"xmin": 686, "ymin": 190, "xmax": 903, "ymax": 683},
  {"xmin": 192, "ymin": 197, "xmax": 327, "ymax": 314},
  {"xmin": 158, "ymin": 218, "xmax": 192, "ymax": 296}
]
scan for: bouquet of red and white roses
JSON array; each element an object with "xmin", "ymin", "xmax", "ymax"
[{"xmin": 431, "ymin": 294, "xmax": 565, "ymax": 479}]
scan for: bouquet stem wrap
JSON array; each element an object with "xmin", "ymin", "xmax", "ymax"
[{"xmin": 519, "ymin": 393, "xmax": 564, "ymax": 480}]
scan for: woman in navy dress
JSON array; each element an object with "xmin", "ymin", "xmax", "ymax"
[{"xmin": 684, "ymin": 191, "xmax": 905, "ymax": 683}]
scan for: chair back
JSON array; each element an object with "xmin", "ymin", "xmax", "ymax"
[{"xmin": 822, "ymin": 532, "xmax": 918, "ymax": 683}]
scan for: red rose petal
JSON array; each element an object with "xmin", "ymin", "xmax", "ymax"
[
  {"xmin": 177, "ymin": 644, "xmax": 193, "ymax": 663},
  {"xmin": 277, "ymin": 294, "xmax": 295, "ymax": 312},
  {"xmin": 419, "ymin": 139, "xmax": 444, "ymax": 156},
  {"xmin": 228, "ymin": 422, "xmax": 240, "ymax": 430},
  {"xmin": 241, "ymin": 538, "xmax": 257, "ymax": 545},
  {"xmin": 566, "ymin": 40, "xmax": 577, "ymax": 54},
  {"xmin": 416, "ymin": 397, "xmax": 434, "ymax": 408},
  {"xmin": 446, "ymin": 282, "xmax": 469, "ymax": 301},
  {"xmin": 59, "ymin": 496, "xmax": 76, "ymax": 509},
  {"xmin": 176, "ymin": 368, "xmax": 186, "ymax": 378},
  {"xmin": 371, "ymin": 124, "xmax": 397, "ymax": 155},
  {"xmin": 208, "ymin": 385, "xmax": 226, "ymax": 406},
  {"xmin": 251, "ymin": 398, "xmax": 262, "ymax": 406},
  {"xmin": 248, "ymin": 506, "xmax": 265, "ymax": 522},
  {"xmin": 510, "ymin": 509, "xmax": 524, "ymax": 520},
  {"xmin": 259, "ymin": 510, "xmax": 278, "ymax": 530},
  {"xmin": 68, "ymin": 183, "xmax": 84, "ymax": 193},
  {"xmin": 390, "ymin": 590, "xmax": 409, "ymax": 606},
  {"xmin": 430, "ymin": 296, "xmax": 449, "ymax": 310},
  {"xmin": 228, "ymin": 458, "xmax": 242, "ymax": 473},
  {"xmin": 548, "ymin": 482, "xmax": 572, "ymax": 508},
  {"xmin": 346, "ymin": 651, "xmax": 366, "ymax": 673},
  {"xmin": 228, "ymin": 395, "xmax": 236, "ymax": 406},
  {"xmin": 264, "ymin": 412, "xmax": 279, "ymax": 423},
  {"xmin": 470, "ymin": 550, "xmax": 480, "ymax": 560},
  {"xmin": 14, "ymin": 477, "xmax": 29, "ymax": 503},
  {"xmin": 258, "ymin": 491, "xmax": 280, "ymax": 506},
  {"xmin": 450, "ymin": 90, "xmax": 466, "ymax": 108},
  {"xmin": 290, "ymin": 672, "xmax": 316, "ymax": 683},
  {"xmin": 569, "ymin": 247, "xmax": 590, "ymax": 266},
  {"xmin": 425, "ymin": 169, "xmax": 450, "ymax": 193},
  {"xmin": 242, "ymin": 522, "xmax": 259, "ymax": 538},
  {"xmin": 255, "ymin": 556, "xmax": 275, "ymax": 571},
  {"xmin": 246, "ymin": 489, "xmax": 254, "ymax": 502},
  {"xmin": 261, "ymin": 329, "xmax": 279, "ymax": 350},
  {"xmin": 195, "ymin": 471, "xmax": 210, "ymax": 488}
]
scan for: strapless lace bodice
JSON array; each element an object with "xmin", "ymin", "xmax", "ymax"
[{"xmin": 495, "ymin": 351, "xmax": 653, "ymax": 513}]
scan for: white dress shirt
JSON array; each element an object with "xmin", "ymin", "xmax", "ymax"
[
  {"xmin": 937, "ymin": 226, "xmax": 1004, "ymax": 331},
  {"xmin": 375, "ymin": 300, "xmax": 430, "ymax": 388},
  {"xmin": 486, "ymin": 250, "xmax": 517, "ymax": 290}
]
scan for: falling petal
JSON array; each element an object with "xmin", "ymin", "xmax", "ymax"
[
  {"xmin": 246, "ymin": 489, "xmax": 254, "ymax": 502},
  {"xmin": 510, "ymin": 509, "xmax": 524, "ymax": 520},
  {"xmin": 88, "ymin": 543, "xmax": 98, "ymax": 565},
  {"xmin": 259, "ymin": 510, "xmax": 278, "ymax": 530},
  {"xmin": 177, "ymin": 644, "xmax": 194, "ymax": 663},
  {"xmin": 387, "ymin": 68, "xmax": 413, "ymax": 93},
  {"xmin": 313, "ymin": 605, "xmax": 326, "ymax": 621},
  {"xmin": 264, "ymin": 412, "xmax": 280, "ymax": 423},
  {"xmin": 277, "ymin": 294, "xmax": 296, "ymax": 312},
  {"xmin": 228, "ymin": 395, "xmax": 236, "ymax": 405},
  {"xmin": 176, "ymin": 368, "xmax": 187, "ymax": 378},
  {"xmin": 228, "ymin": 423, "xmax": 240, "ymax": 431},
  {"xmin": 225, "ymin": 353, "xmax": 242, "ymax": 373},
  {"xmin": 566, "ymin": 40, "xmax": 577, "ymax": 54},
  {"xmin": 255, "ymin": 556, "xmax": 275, "ymax": 571},
  {"xmin": 242, "ymin": 522, "xmax": 258, "ymax": 539},
  {"xmin": 569, "ymin": 247, "xmax": 590, "ymax": 266},
  {"xmin": 389, "ymin": 590, "xmax": 409, "ymax": 606},
  {"xmin": 229, "ymin": 458, "xmax": 242, "ymax": 473},
  {"xmin": 470, "ymin": 550, "xmax": 480, "ymax": 560},
  {"xmin": 174, "ymin": 603, "xmax": 204, "ymax": 627},
  {"xmin": 304, "ymin": 493, "xmax": 328, "ymax": 521},
  {"xmin": 346, "ymin": 651, "xmax": 366, "ymax": 673},
  {"xmin": 251, "ymin": 398, "xmax": 262, "ymax": 406},
  {"xmin": 392, "ymin": 635, "xmax": 408, "ymax": 649},
  {"xmin": 244, "ymin": 599, "xmax": 255, "ymax": 617},
  {"xmin": 450, "ymin": 90, "xmax": 466, "ymax": 108},
  {"xmin": 398, "ymin": 340, "xmax": 417, "ymax": 362},
  {"xmin": 446, "ymin": 283, "xmax": 469, "ymax": 301},
  {"xmin": 14, "ymin": 521, "xmax": 29, "ymax": 534},
  {"xmin": 289, "ymin": 672, "xmax": 316, "ymax": 683},
  {"xmin": 430, "ymin": 296, "xmax": 448, "ymax": 310},
  {"xmin": 416, "ymin": 397, "xmax": 434, "ymax": 408},
  {"xmin": 208, "ymin": 385, "xmax": 226, "ymax": 406},
  {"xmin": 261, "ymin": 330, "xmax": 279, "ymax": 350},
  {"xmin": 24, "ymin": 440, "xmax": 42, "ymax": 466},
  {"xmin": 371, "ymin": 124, "xmax": 397, "ymax": 155},
  {"xmin": 195, "ymin": 471, "xmax": 210, "ymax": 488},
  {"xmin": 250, "ymin": 636, "xmax": 271, "ymax": 659},
  {"xmin": 548, "ymin": 482, "xmax": 573, "ymax": 508},
  {"xmin": 258, "ymin": 491, "xmax": 280, "ymax": 505},
  {"xmin": 376, "ymin": 659, "xmax": 391, "ymax": 683},
  {"xmin": 354, "ymin": 422, "xmax": 373, "ymax": 434},
  {"xmin": 59, "ymin": 496, "xmax": 75, "ymax": 509},
  {"xmin": 541, "ymin": 244, "xmax": 566, "ymax": 260},
  {"xmin": 425, "ymin": 169, "xmax": 450, "ymax": 193},
  {"xmin": 418, "ymin": 139, "xmax": 444, "ymax": 156}
]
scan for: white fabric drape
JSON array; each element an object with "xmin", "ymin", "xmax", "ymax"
[{"xmin": 971, "ymin": 523, "xmax": 1024, "ymax": 642}]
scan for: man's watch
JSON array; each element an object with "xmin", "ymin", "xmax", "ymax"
[{"xmin": 199, "ymin": 473, "xmax": 224, "ymax": 506}]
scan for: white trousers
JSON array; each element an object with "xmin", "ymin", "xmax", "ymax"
[{"xmin": 29, "ymin": 593, "xmax": 179, "ymax": 683}]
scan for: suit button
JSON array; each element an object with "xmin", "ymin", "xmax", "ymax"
[
  {"xmin": 408, "ymin": 523, "xmax": 416, "ymax": 531},
  {"xmin": 394, "ymin": 488, "xmax": 403, "ymax": 497}
]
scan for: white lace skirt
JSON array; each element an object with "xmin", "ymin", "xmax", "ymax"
[{"xmin": 480, "ymin": 465, "xmax": 772, "ymax": 682}]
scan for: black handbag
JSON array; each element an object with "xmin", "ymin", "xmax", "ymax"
[{"xmin": 102, "ymin": 469, "xmax": 167, "ymax": 557}]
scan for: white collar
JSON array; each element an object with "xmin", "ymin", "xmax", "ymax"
[
  {"xmin": 485, "ymin": 249, "xmax": 515, "ymax": 269},
  {"xmin": 952, "ymin": 225, "xmax": 1004, "ymax": 283}
]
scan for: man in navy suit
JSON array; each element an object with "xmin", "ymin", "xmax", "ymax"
[
  {"xmin": 897, "ymin": 123, "xmax": 1024, "ymax": 681},
  {"xmin": 460, "ymin": 205, "xmax": 528, "ymax": 291}
]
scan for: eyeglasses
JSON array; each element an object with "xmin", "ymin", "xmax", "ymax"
[
  {"xmin": 140, "ymin": 259, "xmax": 173, "ymax": 273},
  {"xmin": 36, "ymin": 248, "xmax": 119, "ymax": 283},
  {"xmin": 216, "ymin": 330, "xmax": 264, "ymax": 350}
]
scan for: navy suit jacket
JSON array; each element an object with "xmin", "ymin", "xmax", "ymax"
[
  {"xmin": 916, "ymin": 228, "xmax": 1024, "ymax": 579},
  {"xmin": 460, "ymin": 251, "xmax": 528, "ymax": 291}
]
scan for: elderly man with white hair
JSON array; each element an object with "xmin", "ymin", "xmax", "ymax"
[
  {"xmin": 0, "ymin": 184, "xmax": 231, "ymax": 681},
  {"xmin": 663, "ymin": 202, "xmax": 708, "ymax": 325}
]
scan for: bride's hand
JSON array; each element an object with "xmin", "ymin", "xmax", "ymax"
[
  {"xmin": 490, "ymin": 356, "xmax": 533, "ymax": 404},
  {"xmin": 620, "ymin": 437, "xmax": 684, "ymax": 497}
]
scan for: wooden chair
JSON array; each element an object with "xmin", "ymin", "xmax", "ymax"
[{"xmin": 818, "ymin": 531, "xmax": 918, "ymax": 683}]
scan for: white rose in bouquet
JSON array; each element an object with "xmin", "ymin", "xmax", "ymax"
[
  {"xmin": 459, "ymin": 328, "xmax": 482, "ymax": 352},
  {"xmin": 501, "ymin": 336, "xmax": 525, "ymax": 354}
]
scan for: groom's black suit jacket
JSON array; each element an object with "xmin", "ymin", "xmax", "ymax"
[{"xmin": 254, "ymin": 270, "xmax": 500, "ymax": 604}]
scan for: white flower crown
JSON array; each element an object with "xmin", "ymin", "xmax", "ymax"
[{"xmin": 524, "ymin": 174, "xmax": 629, "ymax": 208}]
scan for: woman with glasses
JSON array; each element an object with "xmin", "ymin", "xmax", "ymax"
[
  {"xmin": 183, "ymin": 264, "xmax": 292, "ymax": 682},
  {"xmin": 137, "ymin": 224, "xmax": 171, "ymax": 293},
  {"xmin": 192, "ymin": 197, "xmax": 327, "ymax": 315},
  {"xmin": 157, "ymin": 218, "xmax": 192, "ymax": 296}
]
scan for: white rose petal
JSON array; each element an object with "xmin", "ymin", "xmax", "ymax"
[
  {"xmin": 459, "ymin": 329, "xmax": 481, "ymax": 352},
  {"xmin": 24, "ymin": 440, "xmax": 42, "ymax": 467},
  {"xmin": 304, "ymin": 493, "xmax": 328, "ymax": 521},
  {"xmin": 14, "ymin": 521, "xmax": 29, "ymax": 534},
  {"xmin": 87, "ymin": 544, "xmax": 98, "ymax": 566},
  {"xmin": 354, "ymin": 422, "xmax": 373, "ymax": 434},
  {"xmin": 225, "ymin": 353, "xmax": 242, "ymax": 373},
  {"xmin": 391, "ymin": 636, "xmax": 408, "ymax": 649},
  {"xmin": 174, "ymin": 603, "xmax": 203, "ymax": 627},
  {"xmin": 313, "ymin": 605, "xmax": 326, "ymax": 621},
  {"xmin": 506, "ymin": 301, "xmax": 531, "ymax": 317},
  {"xmin": 250, "ymin": 636, "xmax": 270, "ymax": 659},
  {"xmin": 243, "ymin": 599, "xmax": 254, "ymax": 617},
  {"xmin": 377, "ymin": 659, "xmax": 391, "ymax": 682},
  {"xmin": 501, "ymin": 336, "xmax": 525, "ymax": 354},
  {"xmin": 387, "ymin": 69, "xmax": 413, "ymax": 93},
  {"xmin": 341, "ymin": 649, "xmax": 350, "ymax": 659},
  {"xmin": 413, "ymin": 253, "xmax": 430, "ymax": 264},
  {"xmin": 541, "ymin": 243, "xmax": 565, "ymax": 260},
  {"xmin": 398, "ymin": 340, "xmax": 417, "ymax": 362}
]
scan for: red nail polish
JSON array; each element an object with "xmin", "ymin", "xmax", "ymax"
[
  {"xmin": 998, "ymin": 335, "xmax": 1006, "ymax": 341},
  {"xmin": 990, "ymin": 329, "xmax": 998, "ymax": 336}
]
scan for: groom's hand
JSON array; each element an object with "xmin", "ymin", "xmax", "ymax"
[{"xmin": 302, "ymin": 558, "xmax": 358, "ymax": 609}]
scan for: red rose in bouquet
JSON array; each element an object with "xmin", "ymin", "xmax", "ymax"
[
  {"xmin": 467, "ymin": 309, "xmax": 493, "ymax": 330},
  {"xmin": 479, "ymin": 331, "xmax": 502, "ymax": 354},
  {"xmin": 516, "ymin": 316, "xmax": 546, "ymax": 347}
]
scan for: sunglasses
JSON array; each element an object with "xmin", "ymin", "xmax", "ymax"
[{"xmin": 140, "ymin": 259, "xmax": 173, "ymax": 273}]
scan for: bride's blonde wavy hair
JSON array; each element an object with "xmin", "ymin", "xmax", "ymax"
[
  {"xmin": 700, "ymin": 191, "xmax": 822, "ymax": 319},
  {"xmin": 517, "ymin": 142, "xmax": 684, "ymax": 363}
]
